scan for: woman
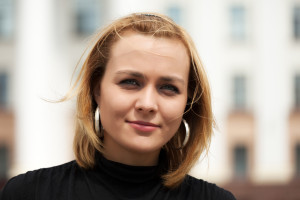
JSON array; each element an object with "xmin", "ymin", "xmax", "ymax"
[{"xmin": 0, "ymin": 13, "xmax": 236, "ymax": 199}]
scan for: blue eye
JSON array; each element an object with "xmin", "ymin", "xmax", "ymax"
[
  {"xmin": 120, "ymin": 79, "xmax": 139, "ymax": 85},
  {"xmin": 119, "ymin": 79, "xmax": 140, "ymax": 89},
  {"xmin": 160, "ymin": 84, "xmax": 179, "ymax": 94}
]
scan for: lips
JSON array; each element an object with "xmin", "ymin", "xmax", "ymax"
[{"xmin": 126, "ymin": 120, "xmax": 160, "ymax": 132}]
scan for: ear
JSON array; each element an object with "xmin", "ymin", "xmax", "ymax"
[{"xmin": 93, "ymin": 82, "xmax": 101, "ymax": 102}]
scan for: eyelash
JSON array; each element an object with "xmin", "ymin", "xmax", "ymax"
[
  {"xmin": 119, "ymin": 79, "xmax": 180, "ymax": 95},
  {"xmin": 119, "ymin": 79, "xmax": 140, "ymax": 86},
  {"xmin": 160, "ymin": 84, "xmax": 179, "ymax": 94}
]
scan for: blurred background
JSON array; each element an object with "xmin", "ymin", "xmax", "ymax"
[{"xmin": 0, "ymin": 0, "xmax": 300, "ymax": 199}]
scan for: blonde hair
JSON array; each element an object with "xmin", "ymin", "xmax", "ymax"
[{"xmin": 69, "ymin": 12, "xmax": 213, "ymax": 189}]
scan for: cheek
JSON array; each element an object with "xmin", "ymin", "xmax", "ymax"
[
  {"xmin": 160, "ymin": 98, "xmax": 187, "ymax": 124},
  {"xmin": 98, "ymin": 95, "xmax": 129, "ymax": 134},
  {"xmin": 162, "ymin": 101, "xmax": 186, "ymax": 142},
  {"xmin": 98, "ymin": 88, "xmax": 133, "ymax": 119}
]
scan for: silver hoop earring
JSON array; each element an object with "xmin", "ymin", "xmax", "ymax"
[
  {"xmin": 181, "ymin": 119, "xmax": 190, "ymax": 148},
  {"xmin": 94, "ymin": 107, "xmax": 103, "ymax": 138}
]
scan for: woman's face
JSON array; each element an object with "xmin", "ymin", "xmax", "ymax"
[{"xmin": 94, "ymin": 31, "xmax": 190, "ymax": 165}]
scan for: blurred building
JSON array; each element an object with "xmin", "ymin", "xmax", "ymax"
[
  {"xmin": 0, "ymin": 0, "xmax": 15, "ymax": 188},
  {"xmin": 0, "ymin": 0, "xmax": 300, "ymax": 199}
]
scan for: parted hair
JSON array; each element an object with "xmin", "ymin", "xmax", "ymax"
[{"xmin": 70, "ymin": 12, "xmax": 214, "ymax": 189}]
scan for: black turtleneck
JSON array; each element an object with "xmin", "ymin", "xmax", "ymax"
[{"xmin": 0, "ymin": 154, "xmax": 236, "ymax": 200}]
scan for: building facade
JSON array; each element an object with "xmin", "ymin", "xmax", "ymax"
[{"xmin": 0, "ymin": 0, "xmax": 300, "ymax": 199}]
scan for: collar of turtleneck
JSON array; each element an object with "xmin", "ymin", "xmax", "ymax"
[
  {"xmin": 95, "ymin": 153, "xmax": 162, "ymax": 184},
  {"xmin": 97, "ymin": 155, "xmax": 159, "ymax": 183},
  {"xmin": 82, "ymin": 153, "xmax": 166, "ymax": 199}
]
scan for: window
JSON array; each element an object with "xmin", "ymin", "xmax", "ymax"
[
  {"xmin": 74, "ymin": 0, "xmax": 101, "ymax": 35},
  {"xmin": 0, "ymin": 0, "xmax": 13, "ymax": 39},
  {"xmin": 234, "ymin": 146, "xmax": 247, "ymax": 178},
  {"xmin": 167, "ymin": 5, "xmax": 182, "ymax": 25},
  {"xmin": 293, "ymin": 6, "xmax": 300, "ymax": 39},
  {"xmin": 230, "ymin": 5, "xmax": 246, "ymax": 40},
  {"xmin": 0, "ymin": 146, "xmax": 8, "ymax": 179},
  {"xmin": 296, "ymin": 144, "xmax": 300, "ymax": 177},
  {"xmin": 295, "ymin": 75, "xmax": 300, "ymax": 108},
  {"xmin": 0, "ymin": 73, "xmax": 8, "ymax": 107},
  {"xmin": 233, "ymin": 75, "xmax": 247, "ymax": 109}
]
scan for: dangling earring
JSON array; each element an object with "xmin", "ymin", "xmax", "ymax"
[
  {"xmin": 179, "ymin": 119, "xmax": 190, "ymax": 149},
  {"xmin": 94, "ymin": 107, "xmax": 103, "ymax": 138}
]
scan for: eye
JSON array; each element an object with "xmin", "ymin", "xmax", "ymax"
[
  {"xmin": 119, "ymin": 79, "xmax": 140, "ymax": 89},
  {"xmin": 160, "ymin": 84, "xmax": 180, "ymax": 95}
]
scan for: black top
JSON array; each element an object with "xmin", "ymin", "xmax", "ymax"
[{"xmin": 0, "ymin": 154, "xmax": 236, "ymax": 200}]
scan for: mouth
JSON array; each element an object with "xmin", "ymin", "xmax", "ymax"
[{"xmin": 126, "ymin": 120, "xmax": 160, "ymax": 132}]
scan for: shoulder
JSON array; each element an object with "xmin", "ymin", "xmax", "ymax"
[
  {"xmin": 0, "ymin": 161, "xmax": 79, "ymax": 200},
  {"xmin": 180, "ymin": 175, "xmax": 236, "ymax": 200}
]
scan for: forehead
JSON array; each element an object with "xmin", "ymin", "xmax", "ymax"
[{"xmin": 109, "ymin": 31, "xmax": 189, "ymax": 63}]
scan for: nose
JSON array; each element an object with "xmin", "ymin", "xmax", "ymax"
[{"xmin": 135, "ymin": 86, "xmax": 158, "ymax": 113}]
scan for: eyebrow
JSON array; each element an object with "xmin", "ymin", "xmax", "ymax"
[
  {"xmin": 159, "ymin": 76, "xmax": 185, "ymax": 86},
  {"xmin": 115, "ymin": 70, "xmax": 185, "ymax": 85},
  {"xmin": 115, "ymin": 70, "xmax": 145, "ymax": 78}
]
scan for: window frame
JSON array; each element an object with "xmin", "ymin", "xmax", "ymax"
[
  {"xmin": 232, "ymin": 74, "xmax": 247, "ymax": 110},
  {"xmin": 233, "ymin": 145, "xmax": 248, "ymax": 178},
  {"xmin": 229, "ymin": 4, "xmax": 247, "ymax": 41}
]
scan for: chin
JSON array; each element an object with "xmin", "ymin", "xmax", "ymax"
[{"xmin": 128, "ymin": 142, "xmax": 162, "ymax": 154}]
